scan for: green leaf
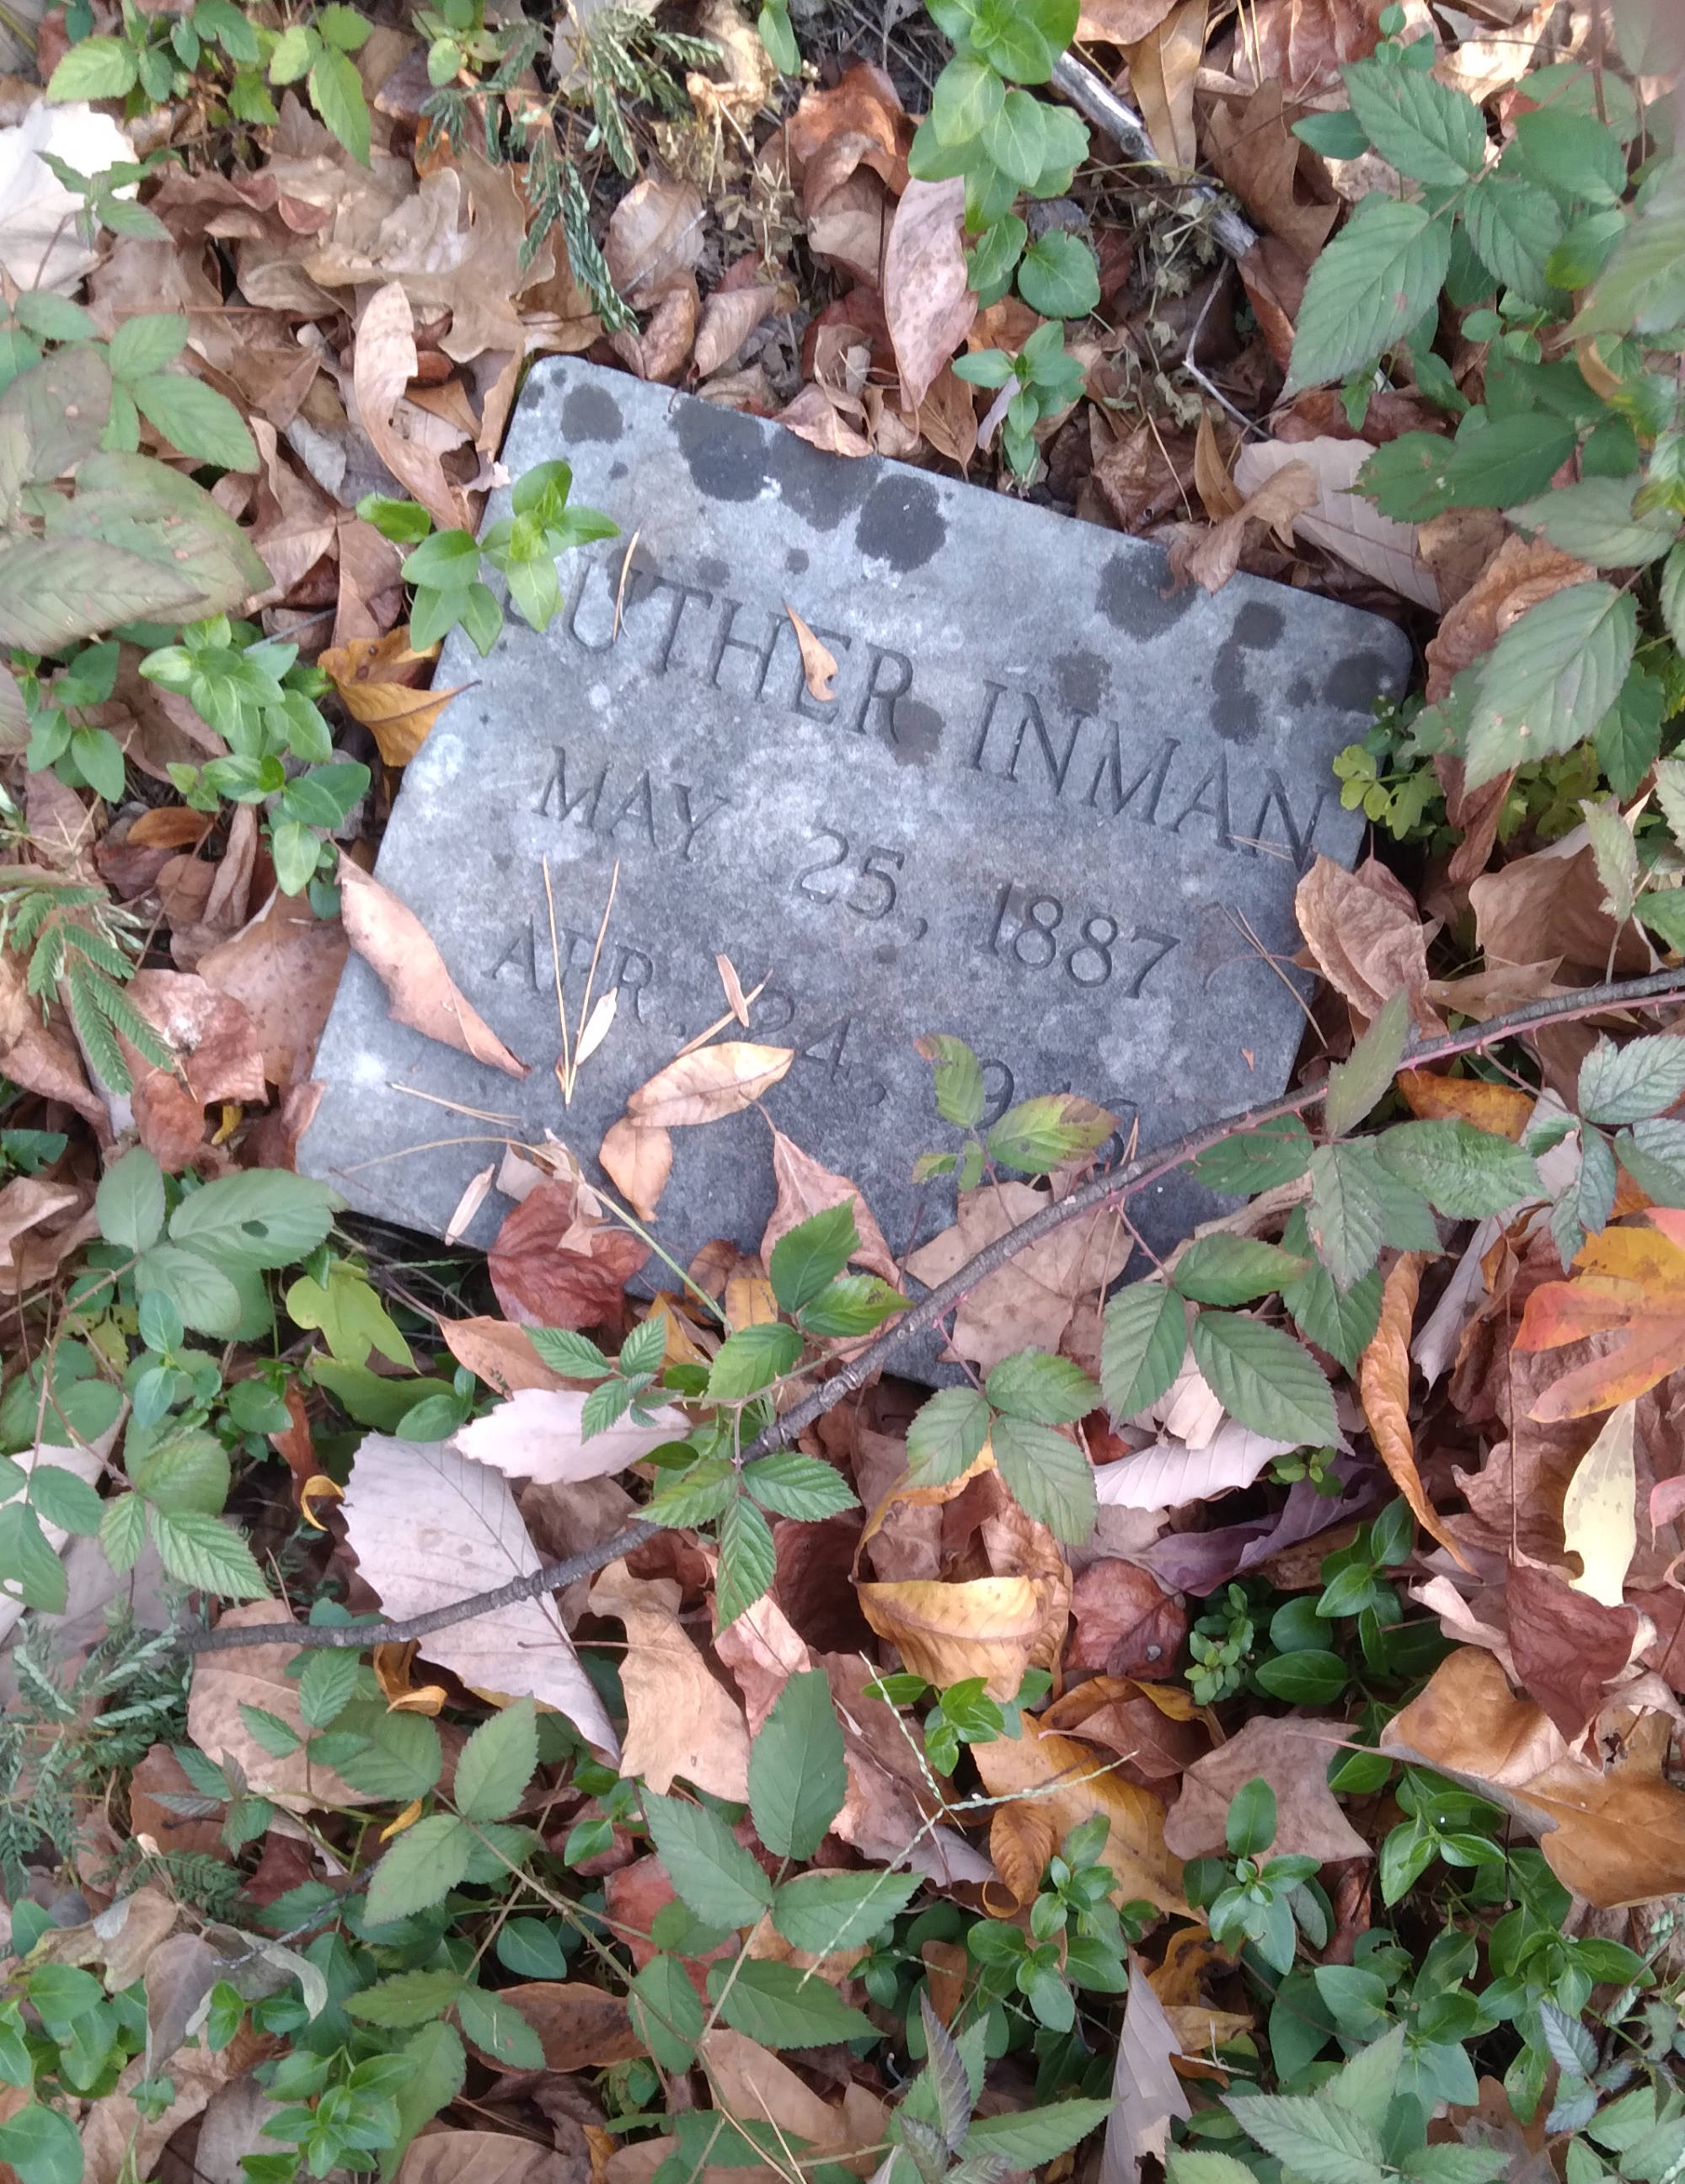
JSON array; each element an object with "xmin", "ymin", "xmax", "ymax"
[
  {"xmin": 799, "ymin": 1274, "xmax": 905, "ymax": 1337},
  {"xmin": 1169, "ymin": 2155, "xmax": 1266, "ymax": 2184},
  {"xmin": 128, "ymin": 372, "xmax": 258, "ymax": 473},
  {"xmin": 345, "ymin": 1969, "xmax": 465, "ymax": 2027},
  {"xmin": 933, "ymin": 56, "xmax": 1003, "ymax": 145},
  {"xmin": 130, "ymin": 1429, "xmax": 229, "ymax": 1514},
  {"xmin": 170, "ymin": 1169, "xmax": 336, "ymax": 1268},
  {"xmin": 147, "ymin": 1507, "xmax": 269, "ymax": 1598},
  {"xmin": 309, "ymin": 43, "xmax": 371, "ymax": 162},
  {"xmin": 1224, "ymin": 2093, "xmax": 1386, "ymax": 2184},
  {"xmin": 0, "ymin": 2101, "xmax": 83, "ymax": 2184},
  {"xmin": 749, "ymin": 1669, "xmax": 848, "ymax": 1858},
  {"xmin": 1442, "ymin": 413, "xmax": 1580, "ymax": 510},
  {"xmin": 716, "ymin": 1494, "xmax": 777, "ymax": 1626},
  {"xmin": 640, "ymin": 1791, "xmax": 773, "ymax": 1928},
  {"xmin": 990, "ymin": 1415, "xmax": 1096, "ymax": 1544},
  {"xmin": 364, "ymin": 1813, "xmax": 474, "ymax": 1925},
  {"xmin": 453, "ymin": 1699, "xmax": 538, "ymax": 1823},
  {"xmin": 1100, "ymin": 1281, "xmax": 1185, "ymax": 1419},
  {"xmin": 107, "ymin": 318, "xmax": 190, "ymax": 387},
  {"xmin": 1661, "ymin": 542, "xmax": 1685, "ymax": 653},
  {"xmin": 1190, "ymin": 1313, "xmax": 1337, "ymax": 1447},
  {"xmin": 962, "ymin": 2101, "xmax": 1115, "ymax": 2165},
  {"xmin": 27, "ymin": 1464, "xmax": 101, "ymax": 1536},
  {"xmin": 771, "ymin": 1868, "xmax": 921, "ymax": 1955},
  {"xmin": 45, "ymin": 35, "xmax": 138, "ymax": 97},
  {"xmin": 741, "ymin": 1450, "xmax": 859, "ymax": 1520},
  {"xmin": 1324, "ymin": 990, "xmax": 1410, "ymax": 1138},
  {"xmin": 707, "ymin": 1322, "xmax": 802, "ymax": 1399},
  {"xmin": 1343, "ymin": 58, "xmax": 1484, "ymax": 185},
  {"xmin": 1579, "ymin": 1034, "xmax": 1685, "ymax": 1126},
  {"xmin": 986, "ymin": 1093, "xmax": 1114, "ymax": 1174},
  {"xmin": 1512, "ymin": 104, "xmax": 1627, "ymax": 206},
  {"xmin": 1461, "ymin": 171, "xmax": 1564, "ymax": 304},
  {"xmin": 526, "ymin": 1327, "xmax": 612, "ymax": 1379},
  {"xmin": 712, "ymin": 1957, "xmax": 876, "ymax": 2048},
  {"xmin": 238, "ymin": 1702, "xmax": 301, "ymax": 1758},
  {"xmin": 455, "ymin": 1984, "xmax": 544, "ymax": 2069},
  {"xmin": 984, "ymin": 1349, "xmax": 1098, "ymax": 1423},
  {"xmin": 318, "ymin": 1708, "xmax": 442, "ymax": 1801},
  {"xmin": 1510, "ymin": 476, "xmax": 1679, "ymax": 567},
  {"xmin": 1307, "ymin": 1141, "xmax": 1389, "ymax": 1294},
  {"xmin": 907, "ymin": 1386, "xmax": 992, "ymax": 1484},
  {"xmin": 1596, "ymin": 665, "xmax": 1666, "ymax": 800},
  {"xmin": 917, "ymin": 1033, "xmax": 986, "ymax": 1126},
  {"xmin": 1017, "ymin": 232, "xmax": 1099, "ymax": 319},
  {"xmin": 0, "ymin": 1504, "xmax": 67, "ymax": 1613},
  {"xmin": 769, "ymin": 1203, "xmax": 859, "ymax": 1314},
  {"xmin": 1173, "ymin": 1236, "xmax": 1311, "ymax": 1307},
  {"xmin": 1254, "ymin": 1650, "xmax": 1348, "ymax": 1703},
  {"xmin": 131, "ymin": 1244, "xmax": 240, "ymax": 1338},
  {"xmin": 1226, "ymin": 1775, "xmax": 1276, "ymax": 1856},
  {"xmin": 1575, "ymin": 200, "xmax": 1685, "ymax": 339},
  {"xmin": 984, "ymin": 85, "xmax": 1048, "ymax": 188},
  {"xmin": 1376, "ymin": 1119, "xmax": 1541, "ymax": 1215},
  {"xmin": 1286, "ymin": 196, "xmax": 1451, "ymax": 393},
  {"xmin": 315, "ymin": 3, "xmax": 372, "ymax": 47},
  {"xmin": 0, "ymin": 537, "xmax": 202, "ymax": 649},
  {"xmin": 297, "ymin": 1646, "xmax": 361, "ymax": 1730},
  {"xmin": 99, "ymin": 1492, "xmax": 145, "ymax": 1573},
  {"xmin": 96, "ymin": 1147, "xmax": 165, "ymax": 1253},
  {"xmin": 1192, "ymin": 1116, "xmax": 1313, "ymax": 1193},
  {"xmin": 1464, "ymin": 581, "xmax": 1637, "ymax": 789},
  {"xmin": 630, "ymin": 1954, "xmax": 704, "ymax": 2072}
]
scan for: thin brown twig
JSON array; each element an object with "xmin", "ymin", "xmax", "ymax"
[{"xmin": 179, "ymin": 965, "xmax": 1685, "ymax": 1658}]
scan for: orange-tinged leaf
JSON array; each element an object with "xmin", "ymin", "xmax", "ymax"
[
  {"xmin": 987, "ymin": 1800, "xmax": 1057, "ymax": 1911},
  {"xmin": 380, "ymin": 1797, "xmax": 424, "ymax": 1840},
  {"xmin": 627, "ymin": 1042, "xmax": 794, "ymax": 1127},
  {"xmin": 1517, "ymin": 1214, "xmax": 1685, "ymax": 1418},
  {"xmin": 1358, "ymin": 1253, "xmax": 1471, "ymax": 1569},
  {"xmin": 598, "ymin": 1116, "xmax": 673, "ymax": 1222},
  {"xmin": 971, "ymin": 1730, "xmax": 1187, "ymax": 1914},
  {"xmin": 299, "ymin": 1474, "xmax": 343, "ymax": 1530},
  {"xmin": 318, "ymin": 629, "xmax": 463, "ymax": 766},
  {"xmin": 1396, "ymin": 1068, "xmax": 1533, "ymax": 1140},
  {"xmin": 857, "ymin": 1575, "xmax": 1052, "ymax": 1699}
]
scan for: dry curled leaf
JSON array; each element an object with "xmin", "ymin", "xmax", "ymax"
[
  {"xmin": 785, "ymin": 605, "xmax": 838, "ymax": 702},
  {"xmin": 1359, "ymin": 1253, "xmax": 1473, "ymax": 1569},
  {"xmin": 882, "ymin": 176, "xmax": 976, "ymax": 414},
  {"xmin": 627, "ymin": 1041, "xmax": 794, "ymax": 1127},
  {"xmin": 337, "ymin": 852, "xmax": 527, "ymax": 1078},
  {"xmin": 971, "ymin": 1730, "xmax": 1186, "ymax": 1913},
  {"xmin": 589, "ymin": 1557, "xmax": 751, "ymax": 1799},
  {"xmin": 1165, "ymin": 1715, "xmax": 1370, "ymax": 1865},
  {"xmin": 858, "ymin": 1574, "xmax": 1054, "ymax": 1700},
  {"xmin": 353, "ymin": 282, "xmax": 470, "ymax": 533},
  {"xmin": 761, "ymin": 1127, "xmax": 900, "ymax": 1288},
  {"xmin": 318, "ymin": 627, "xmax": 463, "ymax": 768}
]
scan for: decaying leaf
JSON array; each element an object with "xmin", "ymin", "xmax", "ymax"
[
  {"xmin": 353, "ymin": 283, "xmax": 471, "ymax": 532},
  {"xmin": 455, "ymin": 1387, "xmax": 689, "ymax": 1483},
  {"xmin": 882, "ymin": 176, "xmax": 976, "ymax": 414},
  {"xmin": 1164, "ymin": 1714, "xmax": 1370, "ymax": 1865},
  {"xmin": 761, "ymin": 1127, "xmax": 900, "ymax": 1288},
  {"xmin": 1560, "ymin": 1399, "xmax": 1639, "ymax": 1608},
  {"xmin": 628, "ymin": 1042, "xmax": 794, "ymax": 1126},
  {"xmin": 785, "ymin": 604, "xmax": 838, "ymax": 702},
  {"xmin": 1094, "ymin": 1417, "xmax": 1295, "ymax": 1510},
  {"xmin": 438, "ymin": 1316, "xmax": 575, "ymax": 1395},
  {"xmin": 599, "ymin": 1116, "xmax": 675, "ymax": 1222},
  {"xmin": 1360, "ymin": 1253, "xmax": 1473, "ymax": 1569},
  {"xmin": 318, "ymin": 628, "xmax": 463, "ymax": 767},
  {"xmin": 342, "ymin": 1434, "xmax": 618, "ymax": 1754},
  {"xmin": 858, "ymin": 1574, "xmax": 1059, "ymax": 1700},
  {"xmin": 337, "ymin": 852, "xmax": 527, "ymax": 1078},
  {"xmin": 1099, "ymin": 1952, "xmax": 1190, "ymax": 2184},
  {"xmin": 971, "ymin": 1731, "xmax": 1187, "ymax": 1913},
  {"xmin": 188, "ymin": 1602, "xmax": 372, "ymax": 1812},
  {"xmin": 589, "ymin": 1557, "xmax": 751, "ymax": 1799},
  {"xmin": 1516, "ymin": 1213, "xmax": 1685, "ymax": 1419}
]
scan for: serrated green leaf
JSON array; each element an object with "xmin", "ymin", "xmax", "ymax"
[
  {"xmin": 297, "ymin": 1646, "xmax": 361, "ymax": 1730},
  {"xmin": 345, "ymin": 1969, "xmax": 464, "ymax": 2027},
  {"xmin": 1579, "ymin": 1033, "xmax": 1685, "ymax": 1125},
  {"xmin": 453, "ymin": 1699, "xmax": 538, "ymax": 1823},
  {"xmin": 1462, "ymin": 170, "xmax": 1564, "ymax": 303},
  {"xmin": 906, "ymin": 1386, "xmax": 992, "ymax": 1484},
  {"xmin": 917, "ymin": 1033, "xmax": 986, "ymax": 1127},
  {"xmin": 1286, "ymin": 196, "xmax": 1451, "ymax": 393},
  {"xmin": 799, "ymin": 1273, "xmax": 905, "ymax": 1337},
  {"xmin": 741, "ymin": 1450, "xmax": 859, "ymax": 1520},
  {"xmin": 364, "ymin": 1813, "xmax": 473, "ymax": 1925},
  {"xmin": 716, "ymin": 1494, "xmax": 777, "ymax": 1627},
  {"xmin": 1344, "ymin": 58, "xmax": 1484, "ymax": 184},
  {"xmin": 147, "ymin": 1507, "xmax": 269, "ymax": 1598},
  {"xmin": 238, "ymin": 1703, "xmax": 302, "ymax": 1758},
  {"xmin": 712, "ymin": 1957, "xmax": 877, "ymax": 2048},
  {"xmin": 1190, "ymin": 1313, "xmax": 1338, "ymax": 1447},
  {"xmin": 308, "ymin": 42, "xmax": 371, "ymax": 162},
  {"xmin": 528, "ymin": 1328, "xmax": 612, "ymax": 1378},
  {"xmin": 986, "ymin": 1093, "xmax": 1114, "ymax": 1174},
  {"xmin": 129, "ymin": 372, "xmax": 258, "ymax": 473},
  {"xmin": 1192, "ymin": 1115, "xmax": 1313, "ymax": 1194},
  {"xmin": 749, "ymin": 1669, "xmax": 847, "ymax": 1859},
  {"xmin": 984, "ymin": 1349, "xmax": 1099, "ymax": 1423},
  {"xmin": 1223, "ymin": 2092, "xmax": 1386, "ymax": 2184},
  {"xmin": 1324, "ymin": 990, "xmax": 1410, "ymax": 1138},
  {"xmin": 1375, "ymin": 1120, "xmax": 1541, "ymax": 1215},
  {"xmin": 768, "ymin": 1202, "xmax": 859, "ymax": 1313},
  {"xmin": 45, "ymin": 35, "xmax": 139, "ymax": 97},
  {"xmin": 707, "ymin": 1322, "xmax": 802, "ymax": 1400},
  {"xmin": 169, "ymin": 1169, "xmax": 336, "ymax": 1268},
  {"xmin": 962, "ymin": 2101, "xmax": 1115, "ymax": 2165},
  {"xmin": 1173, "ymin": 1236, "xmax": 1312, "ymax": 1307},
  {"xmin": 0, "ymin": 1505, "xmax": 68, "ymax": 1613},
  {"xmin": 989, "ymin": 1416, "xmax": 1096, "ymax": 1544},
  {"xmin": 771, "ymin": 1868, "xmax": 921, "ymax": 1955},
  {"xmin": 630, "ymin": 1954, "xmax": 704, "ymax": 2072},
  {"xmin": 1307, "ymin": 1141, "xmax": 1388, "ymax": 1294},
  {"xmin": 1464, "ymin": 581, "xmax": 1637, "ymax": 789},
  {"xmin": 641, "ymin": 1792, "xmax": 773, "ymax": 1928},
  {"xmin": 134, "ymin": 1244, "xmax": 243, "ymax": 1338},
  {"xmin": 455, "ymin": 1984, "xmax": 545, "ymax": 2068},
  {"xmin": 1510, "ymin": 475, "xmax": 1679, "ymax": 566},
  {"xmin": 1100, "ymin": 1281, "xmax": 1186, "ymax": 1418},
  {"xmin": 317, "ymin": 1707, "xmax": 442, "ymax": 1801},
  {"xmin": 1441, "ymin": 413, "xmax": 1579, "ymax": 510}
]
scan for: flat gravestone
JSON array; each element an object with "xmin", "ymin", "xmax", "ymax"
[{"xmin": 302, "ymin": 357, "xmax": 1410, "ymax": 1274}]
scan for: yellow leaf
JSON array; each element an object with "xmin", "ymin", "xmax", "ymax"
[
  {"xmin": 971, "ymin": 1730, "xmax": 1187, "ymax": 1914},
  {"xmin": 725, "ymin": 1274, "xmax": 779, "ymax": 1331},
  {"xmin": 381, "ymin": 1797, "xmax": 424, "ymax": 1840},
  {"xmin": 1561, "ymin": 1398, "xmax": 1637, "ymax": 1606},
  {"xmin": 857, "ymin": 1575, "xmax": 1051, "ymax": 1699},
  {"xmin": 318, "ymin": 628, "xmax": 463, "ymax": 768},
  {"xmin": 299, "ymin": 1474, "xmax": 342, "ymax": 1530}
]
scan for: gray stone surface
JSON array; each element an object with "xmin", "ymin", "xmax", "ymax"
[{"xmin": 302, "ymin": 356, "xmax": 1411, "ymax": 1276}]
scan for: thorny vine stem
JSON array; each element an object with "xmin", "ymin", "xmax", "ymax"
[{"xmin": 181, "ymin": 965, "xmax": 1685, "ymax": 1658}]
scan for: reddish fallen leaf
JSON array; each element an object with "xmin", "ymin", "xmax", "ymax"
[
  {"xmin": 1068, "ymin": 1562, "xmax": 1187, "ymax": 1679},
  {"xmin": 1506, "ymin": 1562, "xmax": 1641, "ymax": 1746},
  {"xmin": 438, "ymin": 1316, "xmax": 575, "ymax": 1394},
  {"xmin": 197, "ymin": 888, "xmax": 348, "ymax": 1090},
  {"xmin": 337, "ymin": 852, "xmax": 527, "ymax": 1079},
  {"xmin": 489, "ymin": 1177, "xmax": 648, "ymax": 1330},
  {"xmin": 1359, "ymin": 1253, "xmax": 1473, "ymax": 1570}
]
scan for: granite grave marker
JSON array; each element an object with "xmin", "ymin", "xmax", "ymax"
[{"xmin": 302, "ymin": 356, "xmax": 1411, "ymax": 1270}]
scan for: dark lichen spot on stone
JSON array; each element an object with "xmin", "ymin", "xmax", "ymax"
[
  {"xmin": 768, "ymin": 430, "xmax": 873, "ymax": 531},
  {"xmin": 875, "ymin": 942, "xmax": 898, "ymax": 964},
  {"xmin": 1324, "ymin": 650, "xmax": 1393, "ymax": 711},
  {"xmin": 1288, "ymin": 675, "xmax": 1314, "ymax": 706},
  {"xmin": 674, "ymin": 398, "xmax": 769, "ymax": 503},
  {"xmin": 1209, "ymin": 602, "xmax": 1285, "ymax": 746},
  {"xmin": 1056, "ymin": 649, "xmax": 1110, "ymax": 717},
  {"xmin": 609, "ymin": 461, "xmax": 629, "ymax": 480},
  {"xmin": 562, "ymin": 383, "xmax": 623, "ymax": 443},
  {"xmin": 785, "ymin": 547, "xmax": 809, "ymax": 574},
  {"xmin": 856, "ymin": 473, "xmax": 946, "ymax": 570},
  {"xmin": 889, "ymin": 697, "xmax": 943, "ymax": 765},
  {"xmin": 1097, "ymin": 552, "xmax": 1195, "ymax": 638},
  {"xmin": 698, "ymin": 555, "xmax": 730, "ymax": 590}
]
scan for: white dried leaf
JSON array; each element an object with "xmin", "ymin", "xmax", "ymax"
[
  {"xmin": 1234, "ymin": 435, "xmax": 1441, "ymax": 611},
  {"xmin": 453, "ymin": 1387, "xmax": 688, "ymax": 1484}
]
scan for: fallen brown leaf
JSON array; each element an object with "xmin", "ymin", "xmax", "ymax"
[
  {"xmin": 197, "ymin": 887, "xmax": 348, "ymax": 1090},
  {"xmin": 352, "ymin": 281, "xmax": 470, "ymax": 532},
  {"xmin": 785, "ymin": 604, "xmax": 838, "ymax": 702},
  {"xmin": 1296, "ymin": 852, "xmax": 1442, "ymax": 1033},
  {"xmin": 882, "ymin": 176, "xmax": 977, "ymax": 414},
  {"xmin": 439, "ymin": 1316, "xmax": 575, "ymax": 1394},
  {"xmin": 1100, "ymin": 1954, "xmax": 1190, "ymax": 2184},
  {"xmin": 1360, "ymin": 1253, "xmax": 1472, "ymax": 1569},
  {"xmin": 598, "ymin": 1115, "xmax": 674, "ymax": 1222},
  {"xmin": 337, "ymin": 851, "xmax": 527, "ymax": 1077},
  {"xmin": 1068, "ymin": 1562, "xmax": 1188, "ymax": 1679},
  {"xmin": 188, "ymin": 1602, "xmax": 371, "ymax": 1812},
  {"xmin": 605, "ymin": 174, "xmax": 707, "ymax": 302},
  {"xmin": 121, "ymin": 969, "xmax": 266, "ymax": 1172},
  {"xmin": 489, "ymin": 1176, "xmax": 648, "ymax": 1330},
  {"xmin": 693, "ymin": 283, "xmax": 779, "ymax": 379},
  {"xmin": 859, "ymin": 1573, "xmax": 1056, "ymax": 1700},
  {"xmin": 627, "ymin": 1041, "xmax": 794, "ymax": 1127},
  {"xmin": 761, "ymin": 1126, "xmax": 900, "ymax": 1288},
  {"xmin": 1164, "ymin": 1714, "xmax": 1370, "ymax": 1864},
  {"xmin": 1125, "ymin": 0, "xmax": 1206, "ymax": 173},
  {"xmin": 462, "ymin": 1986, "xmax": 644, "ymax": 2074},
  {"xmin": 1506, "ymin": 1562, "xmax": 1644, "ymax": 1746},
  {"xmin": 972, "ymin": 1730, "xmax": 1187, "ymax": 1913},
  {"xmin": 589, "ymin": 1557, "xmax": 752, "ymax": 1798}
]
